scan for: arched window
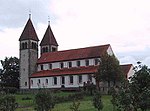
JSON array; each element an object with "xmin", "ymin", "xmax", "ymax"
[
  {"xmin": 24, "ymin": 42, "xmax": 27, "ymax": 49},
  {"xmin": 32, "ymin": 42, "xmax": 34, "ymax": 49},
  {"xmin": 34, "ymin": 43, "xmax": 37, "ymax": 49},
  {"xmin": 45, "ymin": 47, "xmax": 48, "ymax": 52},
  {"xmin": 22, "ymin": 43, "xmax": 25, "ymax": 49}
]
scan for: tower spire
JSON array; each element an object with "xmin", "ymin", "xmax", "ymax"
[
  {"xmin": 29, "ymin": 9, "xmax": 31, "ymax": 19},
  {"xmin": 48, "ymin": 16, "xmax": 50, "ymax": 26}
]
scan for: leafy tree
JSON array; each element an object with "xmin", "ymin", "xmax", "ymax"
[
  {"xmin": 110, "ymin": 63, "xmax": 150, "ymax": 111},
  {"xmin": 0, "ymin": 57, "xmax": 19, "ymax": 89},
  {"xmin": 93, "ymin": 90, "xmax": 103, "ymax": 111},
  {"xmin": 34, "ymin": 90, "xmax": 55, "ymax": 111},
  {"xmin": 95, "ymin": 53, "xmax": 124, "ymax": 92},
  {"xmin": 130, "ymin": 64, "xmax": 150, "ymax": 111}
]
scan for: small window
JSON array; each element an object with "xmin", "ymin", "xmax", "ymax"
[
  {"xmin": 22, "ymin": 43, "xmax": 25, "ymax": 49},
  {"xmin": 52, "ymin": 47, "xmax": 56, "ymax": 52},
  {"xmin": 69, "ymin": 76, "xmax": 73, "ymax": 84},
  {"xmin": 53, "ymin": 77, "xmax": 57, "ymax": 85},
  {"xmin": 49, "ymin": 64, "xmax": 52, "ymax": 69},
  {"xmin": 78, "ymin": 75, "xmax": 82, "ymax": 84},
  {"xmin": 25, "ymin": 82, "xmax": 27, "ymax": 86},
  {"xmin": 38, "ymin": 79, "xmax": 41, "ymax": 84},
  {"xmin": 95, "ymin": 59, "xmax": 99, "ymax": 65},
  {"xmin": 46, "ymin": 79, "xmax": 48, "ymax": 84},
  {"xmin": 31, "ymin": 80, "xmax": 33, "ymax": 85},
  {"xmin": 85, "ymin": 60, "xmax": 89, "ymax": 66},
  {"xmin": 68, "ymin": 62, "xmax": 72, "ymax": 68},
  {"xmin": 60, "ymin": 62, "xmax": 64, "ymax": 68},
  {"xmin": 77, "ymin": 61, "xmax": 80, "ymax": 67},
  {"xmin": 40, "ymin": 65, "xmax": 43, "ymax": 70},
  {"xmin": 24, "ymin": 42, "xmax": 27, "ymax": 49},
  {"xmin": 45, "ymin": 47, "xmax": 48, "ymax": 52},
  {"xmin": 61, "ymin": 76, "xmax": 65, "ymax": 84},
  {"xmin": 88, "ymin": 75, "xmax": 92, "ymax": 82}
]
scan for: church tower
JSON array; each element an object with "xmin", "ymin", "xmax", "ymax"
[
  {"xmin": 40, "ymin": 21, "xmax": 58, "ymax": 55},
  {"xmin": 19, "ymin": 16, "xmax": 39, "ymax": 89}
]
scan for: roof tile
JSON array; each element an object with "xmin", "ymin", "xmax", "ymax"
[
  {"xmin": 37, "ymin": 44, "xmax": 110, "ymax": 63},
  {"xmin": 19, "ymin": 18, "xmax": 39, "ymax": 41},
  {"xmin": 40, "ymin": 25, "xmax": 58, "ymax": 46}
]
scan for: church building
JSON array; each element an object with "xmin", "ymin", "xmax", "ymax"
[{"xmin": 19, "ymin": 17, "xmax": 134, "ymax": 90}]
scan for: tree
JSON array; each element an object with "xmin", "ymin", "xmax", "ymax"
[
  {"xmin": 34, "ymin": 90, "xmax": 55, "ymax": 111},
  {"xmin": 110, "ymin": 63, "xmax": 150, "ymax": 111},
  {"xmin": 93, "ymin": 90, "xmax": 103, "ymax": 111},
  {"xmin": 0, "ymin": 57, "xmax": 19, "ymax": 89},
  {"xmin": 130, "ymin": 64, "xmax": 150, "ymax": 111},
  {"xmin": 95, "ymin": 53, "xmax": 124, "ymax": 92}
]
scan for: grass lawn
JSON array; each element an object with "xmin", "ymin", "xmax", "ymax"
[
  {"xmin": 16, "ymin": 92, "xmax": 113, "ymax": 111},
  {"xmin": 15, "ymin": 92, "xmax": 150, "ymax": 111}
]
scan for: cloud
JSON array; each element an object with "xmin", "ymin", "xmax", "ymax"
[
  {"xmin": 0, "ymin": 0, "xmax": 51, "ymax": 28},
  {"xmin": 0, "ymin": 0, "xmax": 150, "ymax": 68}
]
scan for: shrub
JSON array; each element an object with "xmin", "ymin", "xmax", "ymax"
[
  {"xmin": 0, "ymin": 94, "xmax": 18, "ymax": 111},
  {"xmin": 34, "ymin": 90, "xmax": 55, "ymax": 111},
  {"xmin": 93, "ymin": 90, "xmax": 103, "ymax": 111},
  {"xmin": 70, "ymin": 99, "xmax": 80, "ymax": 111}
]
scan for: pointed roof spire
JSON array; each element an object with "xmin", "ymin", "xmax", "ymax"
[
  {"xmin": 19, "ymin": 17, "xmax": 39, "ymax": 41},
  {"xmin": 40, "ymin": 22, "xmax": 58, "ymax": 46},
  {"xmin": 48, "ymin": 16, "xmax": 50, "ymax": 26},
  {"xmin": 29, "ymin": 9, "xmax": 31, "ymax": 19}
]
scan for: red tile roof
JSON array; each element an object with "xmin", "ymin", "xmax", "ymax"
[
  {"xmin": 40, "ymin": 25, "xmax": 58, "ymax": 46},
  {"xmin": 30, "ymin": 66, "xmax": 98, "ymax": 78},
  {"xmin": 121, "ymin": 64, "xmax": 133, "ymax": 76},
  {"xmin": 30, "ymin": 64, "xmax": 133, "ymax": 78},
  {"xmin": 19, "ymin": 18, "xmax": 39, "ymax": 41},
  {"xmin": 37, "ymin": 44, "xmax": 110, "ymax": 64}
]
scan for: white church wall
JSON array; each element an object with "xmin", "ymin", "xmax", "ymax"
[
  {"xmin": 37, "ymin": 58, "xmax": 98, "ymax": 71},
  {"xmin": 30, "ymin": 74, "xmax": 95, "ymax": 89},
  {"xmin": 107, "ymin": 46, "xmax": 114, "ymax": 56}
]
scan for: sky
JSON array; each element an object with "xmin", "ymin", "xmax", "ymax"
[{"xmin": 0, "ymin": 0, "xmax": 150, "ymax": 68}]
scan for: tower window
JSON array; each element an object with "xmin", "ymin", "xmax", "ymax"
[
  {"xmin": 42, "ymin": 47, "xmax": 48, "ymax": 53},
  {"xmin": 24, "ymin": 42, "xmax": 27, "ymax": 49},
  {"xmin": 32, "ymin": 42, "xmax": 37, "ymax": 49},
  {"xmin": 77, "ymin": 61, "xmax": 80, "ymax": 67},
  {"xmin": 85, "ymin": 60, "xmax": 89, "ymax": 66},
  {"xmin": 25, "ymin": 82, "xmax": 27, "ymax": 86},
  {"xmin": 52, "ymin": 47, "xmax": 56, "ymax": 52}
]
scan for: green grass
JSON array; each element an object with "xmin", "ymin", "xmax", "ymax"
[{"xmin": 15, "ymin": 92, "xmax": 150, "ymax": 111}]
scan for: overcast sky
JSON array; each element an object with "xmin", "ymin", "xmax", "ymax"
[{"xmin": 0, "ymin": 0, "xmax": 150, "ymax": 67}]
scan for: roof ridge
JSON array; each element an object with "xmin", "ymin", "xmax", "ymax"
[{"xmin": 42, "ymin": 44, "xmax": 110, "ymax": 54}]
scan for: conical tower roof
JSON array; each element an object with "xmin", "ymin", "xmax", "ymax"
[
  {"xmin": 40, "ymin": 25, "xmax": 58, "ymax": 46},
  {"xmin": 19, "ymin": 18, "xmax": 39, "ymax": 41}
]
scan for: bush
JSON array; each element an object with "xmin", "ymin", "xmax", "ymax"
[
  {"xmin": 70, "ymin": 99, "xmax": 80, "ymax": 111},
  {"xmin": 34, "ymin": 90, "xmax": 55, "ymax": 111},
  {"xmin": 0, "ymin": 94, "xmax": 18, "ymax": 111},
  {"xmin": 93, "ymin": 90, "xmax": 103, "ymax": 111}
]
